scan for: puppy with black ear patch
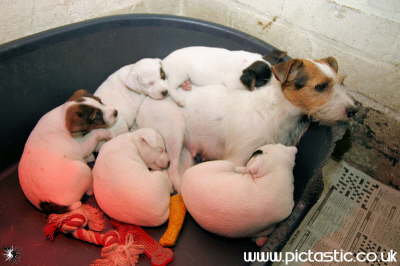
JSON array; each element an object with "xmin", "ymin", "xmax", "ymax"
[
  {"xmin": 240, "ymin": 60, "xmax": 272, "ymax": 91},
  {"xmin": 18, "ymin": 89, "xmax": 117, "ymax": 214},
  {"xmin": 162, "ymin": 46, "xmax": 272, "ymax": 101}
]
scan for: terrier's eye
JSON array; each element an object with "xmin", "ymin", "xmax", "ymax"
[
  {"xmin": 294, "ymin": 76, "xmax": 308, "ymax": 90},
  {"xmin": 295, "ymin": 81, "xmax": 305, "ymax": 89},
  {"xmin": 315, "ymin": 82, "xmax": 329, "ymax": 92}
]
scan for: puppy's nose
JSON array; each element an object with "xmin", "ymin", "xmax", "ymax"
[
  {"xmin": 113, "ymin": 110, "xmax": 118, "ymax": 117},
  {"xmin": 161, "ymin": 90, "xmax": 168, "ymax": 97},
  {"xmin": 346, "ymin": 107, "xmax": 358, "ymax": 118}
]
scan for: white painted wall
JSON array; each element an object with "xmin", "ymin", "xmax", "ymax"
[{"xmin": 0, "ymin": 0, "xmax": 399, "ymax": 116}]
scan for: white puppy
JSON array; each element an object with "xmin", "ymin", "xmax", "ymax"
[
  {"xmin": 18, "ymin": 90, "xmax": 117, "ymax": 213},
  {"xmin": 76, "ymin": 58, "xmax": 171, "ymax": 159},
  {"xmin": 181, "ymin": 144, "xmax": 297, "ymax": 242},
  {"xmin": 93, "ymin": 128, "xmax": 172, "ymax": 227},
  {"xmin": 162, "ymin": 46, "xmax": 272, "ymax": 102},
  {"xmin": 94, "ymin": 58, "xmax": 169, "ymax": 137}
]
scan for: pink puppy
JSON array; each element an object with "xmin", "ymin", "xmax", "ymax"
[
  {"xmin": 181, "ymin": 144, "xmax": 297, "ymax": 243},
  {"xmin": 93, "ymin": 128, "xmax": 172, "ymax": 227}
]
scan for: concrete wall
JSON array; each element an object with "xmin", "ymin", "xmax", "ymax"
[{"xmin": 0, "ymin": 0, "xmax": 399, "ymax": 186}]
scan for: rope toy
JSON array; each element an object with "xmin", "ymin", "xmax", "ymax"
[
  {"xmin": 43, "ymin": 204, "xmax": 145, "ymax": 266},
  {"xmin": 44, "ymin": 204, "xmax": 106, "ymax": 240},
  {"xmin": 91, "ymin": 233, "xmax": 144, "ymax": 266},
  {"xmin": 112, "ymin": 220, "xmax": 174, "ymax": 266},
  {"xmin": 159, "ymin": 194, "xmax": 187, "ymax": 247}
]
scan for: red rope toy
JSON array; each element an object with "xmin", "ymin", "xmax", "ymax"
[{"xmin": 43, "ymin": 204, "xmax": 173, "ymax": 266}]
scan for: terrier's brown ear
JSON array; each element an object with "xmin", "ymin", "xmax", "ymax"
[
  {"xmin": 318, "ymin": 57, "xmax": 338, "ymax": 73},
  {"xmin": 68, "ymin": 89, "xmax": 91, "ymax": 102},
  {"xmin": 272, "ymin": 59, "xmax": 304, "ymax": 84},
  {"xmin": 263, "ymin": 49, "xmax": 287, "ymax": 64}
]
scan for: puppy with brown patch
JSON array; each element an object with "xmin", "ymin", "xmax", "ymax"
[{"xmin": 18, "ymin": 90, "xmax": 117, "ymax": 213}]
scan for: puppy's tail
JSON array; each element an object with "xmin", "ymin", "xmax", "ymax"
[{"xmin": 40, "ymin": 201, "xmax": 70, "ymax": 214}]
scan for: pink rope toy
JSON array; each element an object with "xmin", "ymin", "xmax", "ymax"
[
  {"xmin": 43, "ymin": 204, "xmax": 146, "ymax": 266},
  {"xmin": 112, "ymin": 220, "xmax": 174, "ymax": 266}
]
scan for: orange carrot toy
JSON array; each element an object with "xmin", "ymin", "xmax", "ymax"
[{"xmin": 159, "ymin": 194, "xmax": 187, "ymax": 247}]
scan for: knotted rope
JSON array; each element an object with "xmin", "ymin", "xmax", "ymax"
[{"xmin": 43, "ymin": 204, "xmax": 145, "ymax": 266}]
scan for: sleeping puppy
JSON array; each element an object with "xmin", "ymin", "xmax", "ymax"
[
  {"xmin": 18, "ymin": 89, "xmax": 117, "ymax": 214},
  {"xmin": 181, "ymin": 144, "xmax": 297, "ymax": 245},
  {"xmin": 94, "ymin": 58, "xmax": 170, "ymax": 133},
  {"xmin": 93, "ymin": 129, "xmax": 172, "ymax": 227},
  {"xmin": 162, "ymin": 46, "xmax": 272, "ymax": 103},
  {"xmin": 76, "ymin": 58, "xmax": 172, "ymax": 158}
]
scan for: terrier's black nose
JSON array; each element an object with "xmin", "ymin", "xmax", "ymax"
[
  {"xmin": 113, "ymin": 110, "xmax": 118, "ymax": 117},
  {"xmin": 346, "ymin": 107, "xmax": 358, "ymax": 118},
  {"xmin": 161, "ymin": 90, "xmax": 168, "ymax": 97}
]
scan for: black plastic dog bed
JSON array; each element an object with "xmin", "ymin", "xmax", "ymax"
[{"xmin": 0, "ymin": 14, "xmax": 345, "ymax": 266}]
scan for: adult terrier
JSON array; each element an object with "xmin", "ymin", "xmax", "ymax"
[{"xmin": 137, "ymin": 57, "xmax": 357, "ymax": 192}]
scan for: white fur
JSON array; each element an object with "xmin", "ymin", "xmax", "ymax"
[
  {"xmin": 162, "ymin": 46, "xmax": 270, "ymax": 102},
  {"xmin": 18, "ymin": 98, "xmax": 116, "ymax": 211},
  {"xmin": 94, "ymin": 58, "xmax": 169, "ymax": 136},
  {"xmin": 181, "ymin": 144, "xmax": 297, "ymax": 238},
  {"xmin": 137, "ymin": 61, "xmax": 356, "ymax": 193},
  {"xmin": 93, "ymin": 129, "xmax": 172, "ymax": 226},
  {"xmin": 312, "ymin": 60, "xmax": 336, "ymax": 79},
  {"xmin": 136, "ymin": 77, "xmax": 302, "ymax": 192},
  {"xmin": 310, "ymin": 60, "xmax": 355, "ymax": 122},
  {"xmin": 76, "ymin": 58, "xmax": 171, "ymax": 156}
]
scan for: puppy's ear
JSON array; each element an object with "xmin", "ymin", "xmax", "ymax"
[
  {"xmin": 240, "ymin": 70, "xmax": 256, "ymax": 91},
  {"xmin": 139, "ymin": 136, "xmax": 149, "ymax": 146},
  {"xmin": 123, "ymin": 67, "xmax": 142, "ymax": 94},
  {"xmin": 68, "ymin": 89, "xmax": 91, "ymax": 102},
  {"xmin": 318, "ymin": 57, "xmax": 338, "ymax": 73},
  {"xmin": 272, "ymin": 59, "xmax": 304, "ymax": 84},
  {"xmin": 65, "ymin": 104, "xmax": 105, "ymax": 134},
  {"xmin": 139, "ymin": 134, "xmax": 158, "ymax": 149},
  {"xmin": 263, "ymin": 50, "xmax": 287, "ymax": 64}
]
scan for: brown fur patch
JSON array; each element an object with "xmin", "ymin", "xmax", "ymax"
[
  {"xmin": 68, "ymin": 89, "xmax": 103, "ymax": 104},
  {"xmin": 65, "ymin": 104, "xmax": 107, "ymax": 134},
  {"xmin": 316, "ymin": 57, "xmax": 338, "ymax": 73},
  {"xmin": 274, "ymin": 59, "xmax": 335, "ymax": 114}
]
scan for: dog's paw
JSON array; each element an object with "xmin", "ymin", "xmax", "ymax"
[
  {"xmin": 181, "ymin": 80, "xmax": 192, "ymax": 91},
  {"xmin": 173, "ymin": 97, "xmax": 185, "ymax": 107},
  {"xmin": 94, "ymin": 129, "xmax": 112, "ymax": 141},
  {"xmin": 234, "ymin": 166, "xmax": 247, "ymax": 174}
]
